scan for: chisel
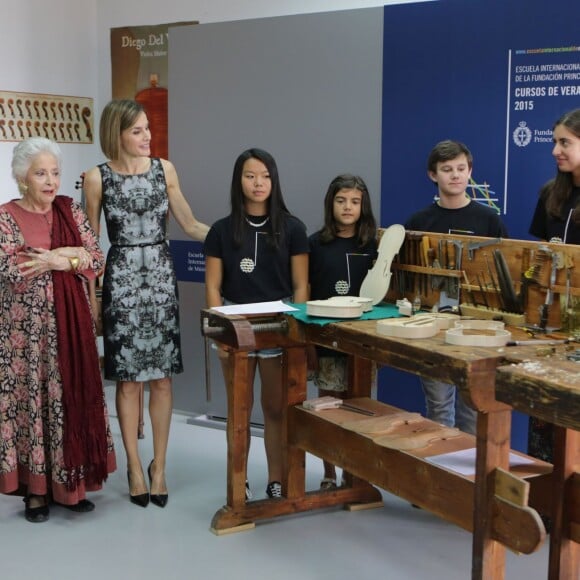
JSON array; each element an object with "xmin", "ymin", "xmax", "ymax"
[{"xmin": 476, "ymin": 273, "xmax": 490, "ymax": 309}]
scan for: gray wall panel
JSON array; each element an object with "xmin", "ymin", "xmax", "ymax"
[{"xmin": 168, "ymin": 8, "xmax": 383, "ymax": 417}]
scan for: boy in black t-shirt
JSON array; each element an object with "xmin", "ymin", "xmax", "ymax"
[{"xmin": 405, "ymin": 140, "xmax": 508, "ymax": 434}]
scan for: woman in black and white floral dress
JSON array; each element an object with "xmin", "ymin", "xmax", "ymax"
[{"xmin": 83, "ymin": 100, "xmax": 209, "ymax": 508}]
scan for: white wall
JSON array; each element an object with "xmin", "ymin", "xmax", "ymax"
[
  {"xmin": 0, "ymin": 0, "xmax": 100, "ymax": 204},
  {"xmin": 1, "ymin": 0, "xmax": 425, "ymax": 204}
]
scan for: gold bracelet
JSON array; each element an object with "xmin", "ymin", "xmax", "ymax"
[{"xmin": 69, "ymin": 257, "xmax": 80, "ymax": 271}]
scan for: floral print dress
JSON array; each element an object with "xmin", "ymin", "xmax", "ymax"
[
  {"xmin": 0, "ymin": 199, "xmax": 116, "ymax": 504},
  {"xmin": 99, "ymin": 159, "xmax": 183, "ymax": 381}
]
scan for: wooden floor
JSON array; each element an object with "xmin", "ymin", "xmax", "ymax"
[{"xmin": 0, "ymin": 386, "xmax": 552, "ymax": 580}]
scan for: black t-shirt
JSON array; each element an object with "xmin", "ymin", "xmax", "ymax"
[
  {"xmin": 204, "ymin": 213, "xmax": 309, "ymax": 303},
  {"xmin": 309, "ymin": 232, "xmax": 377, "ymax": 358},
  {"xmin": 308, "ymin": 232, "xmax": 377, "ymax": 300},
  {"xmin": 405, "ymin": 200, "xmax": 508, "ymax": 238},
  {"xmin": 529, "ymin": 186, "xmax": 580, "ymax": 244}
]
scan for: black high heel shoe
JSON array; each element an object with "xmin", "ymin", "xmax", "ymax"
[
  {"xmin": 23, "ymin": 495, "xmax": 50, "ymax": 523},
  {"xmin": 127, "ymin": 471, "xmax": 149, "ymax": 508},
  {"xmin": 147, "ymin": 460, "xmax": 168, "ymax": 508}
]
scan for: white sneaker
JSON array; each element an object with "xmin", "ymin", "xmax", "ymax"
[{"xmin": 266, "ymin": 481, "xmax": 282, "ymax": 498}]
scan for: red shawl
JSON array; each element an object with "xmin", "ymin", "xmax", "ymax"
[{"xmin": 51, "ymin": 196, "xmax": 109, "ymax": 489}]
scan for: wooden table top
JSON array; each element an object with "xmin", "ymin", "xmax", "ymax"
[
  {"xmin": 292, "ymin": 316, "xmax": 580, "ymax": 418},
  {"xmin": 495, "ymin": 353, "xmax": 580, "ymax": 431}
]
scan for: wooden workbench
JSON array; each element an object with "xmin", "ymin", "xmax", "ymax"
[
  {"xmin": 200, "ymin": 309, "xmax": 565, "ymax": 578},
  {"xmin": 291, "ymin": 318, "xmax": 560, "ymax": 579},
  {"xmin": 200, "ymin": 231, "xmax": 580, "ymax": 579},
  {"xmin": 495, "ymin": 354, "xmax": 580, "ymax": 580},
  {"xmin": 201, "ymin": 311, "xmax": 384, "ymax": 534}
]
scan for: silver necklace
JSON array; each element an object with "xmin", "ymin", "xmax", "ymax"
[{"xmin": 245, "ymin": 215, "xmax": 270, "ymax": 227}]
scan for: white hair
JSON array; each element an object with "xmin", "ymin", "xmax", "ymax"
[{"xmin": 11, "ymin": 137, "xmax": 63, "ymax": 184}]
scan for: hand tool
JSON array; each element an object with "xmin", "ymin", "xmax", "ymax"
[
  {"xmin": 518, "ymin": 254, "xmax": 542, "ymax": 313},
  {"xmin": 303, "ymin": 396, "xmax": 376, "ymax": 415},
  {"xmin": 401, "ymin": 315, "xmax": 438, "ymax": 326},
  {"xmin": 475, "ymin": 273, "xmax": 490, "ymax": 309},
  {"xmin": 493, "ymin": 249, "xmax": 521, "ymax": 313},
  {"xmin": 453, "ymin": 240, "xmax": 463, "ymax": 300},
  {"xmin": 401, "ymin": 236, "xmax": 413, "ymax": 293},
  {"xmin": 466, "ymin": 237, "xmax": 502, "ymax": 260},
  {"xmin": 413, "ymin": 233, "xmax": 422, "ymax": 295},
  {"xmin": 341, "ymin": 402, "xmax": 377, "ymax": 416},
  {"xmin": 445, "ymin": 240, "xmax": 463, "ymax": 299},
  {"xmin": 506, "ymin": 338, "xmax": 572, "ymax": 346},
  {"xmin": 485, "ymin": 253, "xmax": 505, "ymax": 311},
  {"xmin": 439, "ymin": 241, "xmax": 459, "ymax": 309},
  {"xmin": 415, "ymin": 234, "xmax": 424, "ymax": 296},
  {"xmin": 399, "ymin": 238, "xmax": 408, "ymax": 293},
  {"xmin": 539, "ymin": 251, "xmax": 558, "ymax": 330},
  {"xmin": 432, "ymin": 242, "xmax": 444, "ymax": 289},
  {"xmin": 421, "ymin": 235, "xmax": 430, "ymax": 294},
  {"xmin": 447, "ymin": 240, "xmax": 458, "ymax": 298},
  {"xmin": 562, "ymin": 264, "xmax": 575, "ymax": 332},
  {"xmin": 462, "ymin": 271, "xmax": 478, "ymax": 305}
]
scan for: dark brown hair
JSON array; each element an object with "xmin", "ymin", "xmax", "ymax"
[
  {"xmin": 543, "ymin": 108, "xmax": 580, "ymax": 225},
  {"xmin": 318, "ymin": 174, "xmax": 376, "ymax": 247},
  {"xmin": 427, "ymin": 140, "xmax": 473, "ymax": 174}
]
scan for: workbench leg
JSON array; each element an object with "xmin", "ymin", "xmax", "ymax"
[
  {"xmin": 225, "ymin": 351, "xmax": 253, "ymax": 509},
  {"xmin": 284, "ymin": 345, "xmax": 307, "ymax": 499},
  {"xmin": 347, "ymin": 355, "xmax": 374, "ymax": 399},
  {"xmin": 548, "ymin": 427, "xmax": 579, "ymax": 580},
  {"xmin": 345, "ymin": 355, "xmax": 378, "ymax": 493},
  {"xmin": 472, "ymin": 408, "xmax": 511, "ymax": 580}
]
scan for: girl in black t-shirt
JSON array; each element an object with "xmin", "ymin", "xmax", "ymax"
[
  {"xmin": 528, "ymin": 109, "xmax": 580, "ymax": 465},
  {"xmin": 204, "ymin": 148, "xmax": 309, "ymax": 499},
  {"xmin": 308, "ymin": 174, "xmax": 377, "ymax": 490},
  {"xmin": 529, "ymin": 108, "xmax": 580, "ymax": 245}
]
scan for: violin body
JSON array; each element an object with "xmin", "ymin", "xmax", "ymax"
[{"xmin": 359, "ymin": 224, "xmax": 405, "ymax": 305}]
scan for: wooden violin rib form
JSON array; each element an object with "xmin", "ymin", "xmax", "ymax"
[
  {"xmin": 359, "ymin": 224, "xmax": 406, "ymax": 305},
  {"xmin": 306, "ymin": 296, "xmax": 365, "ymax": 318}
]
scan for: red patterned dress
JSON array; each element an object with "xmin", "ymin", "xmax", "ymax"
[{"xmin": 0, "ymin": 198, "xmax": 116, "ymax": 504}]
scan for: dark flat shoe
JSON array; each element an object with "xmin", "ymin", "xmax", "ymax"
[
  {"xmin": 148, "ymin": 460, "xmax": 168, "ymax": 508},
  {"xmin": 23, "ymin": 496, "xmax": 50, "ymax": 523},
  {"xmin": 55, "ymin": 499, "xmax": 95, "ymax": 513}
]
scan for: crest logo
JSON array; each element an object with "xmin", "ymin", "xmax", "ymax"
[{"xmin": 513, "ymin": 121, "xmax": 532, "ymax": 147}]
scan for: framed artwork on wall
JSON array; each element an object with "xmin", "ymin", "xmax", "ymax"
[{"xmin": 0, "ymin": 90, "xmax": 93, "ymax": 144}]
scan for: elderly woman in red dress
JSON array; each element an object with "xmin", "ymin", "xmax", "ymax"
[{"xmin": 0, "ymin": 137, "xmax": 116, "ymax": 522}]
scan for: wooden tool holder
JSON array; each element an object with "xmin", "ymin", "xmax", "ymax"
[{"xmin": 386, "ymin": 230, "xmax": 580, "ymax": 331}]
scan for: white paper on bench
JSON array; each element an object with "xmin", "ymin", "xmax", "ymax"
[
  {"xmin": 210, "ymin": 300, "xmax": 298, "ymax": 315},
  {"xmin": 426, "ymin": 448, "xmax": 536, "ymax": 476}
]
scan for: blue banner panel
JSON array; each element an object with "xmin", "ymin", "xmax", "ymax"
[
  {"xmin": 169, "ymin": 239, "xmax": 205, "ymax": 283},
  {"xmin": 507, "ymin": 47, "xmax": 580, "ymax": 215},
  {"xmin": 382, "ymin": 0, "xmax": 580, "ymax": 241},
  {"xmin": 381, "ymin": 0, "xmax": 580, "ymax": 451}
]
